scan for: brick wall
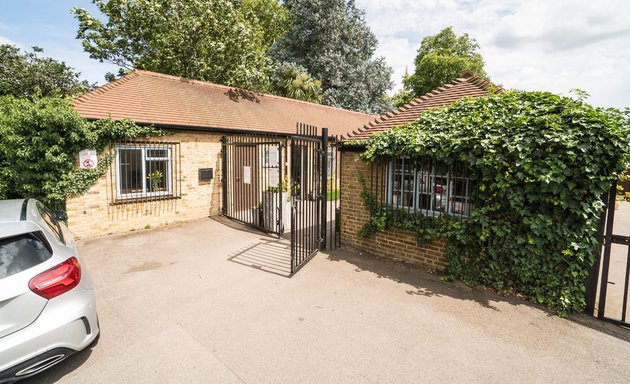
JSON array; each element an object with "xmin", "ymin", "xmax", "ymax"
[
  {"xmin": 66, "ymin": 131, "xmax": 223, "ymax": 239},
  {"xmin": 340, "ymin": 151, "xmax": 447, "ymax": 270}
]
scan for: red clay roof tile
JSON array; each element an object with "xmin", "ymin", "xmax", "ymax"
[
  {"xmin": 345, "ymin": 74, "xmax": 501, "ymax": 140},
  {"xmin": 73, "ymin": 70, "xmax": 376, "ymax": 137}
]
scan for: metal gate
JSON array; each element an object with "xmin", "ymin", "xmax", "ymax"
[
  {"xmin": 221, "ymin": 126, "xmax": 341, "ymax": 276},
  {"xmin": 586, "ymin": 179, "xmax": 630, "ymax": 327},
  {"xmin": 221, "ymin": 134, "xmax": 288, "ymax": 236}
]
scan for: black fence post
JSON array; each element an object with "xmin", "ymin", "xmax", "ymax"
[
  {"xmin": 585, "ymin": 189, "xmax": 610, "ymax": 314},
  {"xmin": 220, "ymin": 135, "xmax": 228, "ymax": 215},
  {"xmin": 597, "ymin": 180, "xmax": 618, "ymax": 318},
  {"xmin": 320, "ymin": 128, "xmax": 328, "ymax": 251}
]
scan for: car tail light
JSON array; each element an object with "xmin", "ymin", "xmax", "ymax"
[{"xmin": 28, "ymin": 257, "xmax": 82, "ymax": 300}]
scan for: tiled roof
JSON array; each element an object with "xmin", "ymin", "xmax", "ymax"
[
  {"xmin": 346, "ymin": 74, "xmax": 501, "ymax": 140},
  {"xmin": 73, "ymin": 70, "xmax": 376, "ymax": 137}
]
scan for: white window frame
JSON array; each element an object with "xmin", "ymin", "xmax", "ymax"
[
  {"xmin": 115, "ymin": 145, "xmax": 172, "ymax": 200},
  {"xmin": 387, "ymin": 159, "xmax": 473, "ymax": 217}
]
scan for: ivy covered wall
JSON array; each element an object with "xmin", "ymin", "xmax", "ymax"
[{"xmin": 357, "ymin": 90, "xmax": 630, "ymax": 314}]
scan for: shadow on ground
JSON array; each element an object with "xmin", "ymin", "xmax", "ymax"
[
  {"xmin": 327, "ymin": 246, "xmax": 630, "ymax": 342},
  {"xmin": 325, "ymin": 246, "xmax": 519, "ymax": 311},
  {"xmin": 228, "ymin": 240, "xmax": 291, "ymax": 277},
  {"xmin": 20, "ymin": 337, "xmax": 98, "ymax": 384}
]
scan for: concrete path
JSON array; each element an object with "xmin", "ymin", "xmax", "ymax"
[{"xmin": 24, "ymin": 217, "xmax": 630, "ymax": 384}]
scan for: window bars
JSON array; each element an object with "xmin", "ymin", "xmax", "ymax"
[
  {"xmin": 371, "ymin": 156, "xmax": 477, "ymax": 223},
  {"xmin": 110, "ymin": 140, "xmax": 181, "ymax": 204}
]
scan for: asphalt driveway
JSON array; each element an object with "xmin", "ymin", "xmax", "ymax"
[{"xmin": 24, "ymin": 217, "xmax": 630, "ymax": 383}]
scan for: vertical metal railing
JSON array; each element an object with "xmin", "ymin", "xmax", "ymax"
[
  {"xmin": 368, "ymin": 155, "xmax": 476, "ymax": 225},
  {"xmin": 109, "ymin": 139, "xmax": 181, "ymax": 204},
  {"xmin": 588, "ymin": 179, "xmax": 630, "ymax": 326},
  {"xmin": 290, "ymin": 123, "xmax": 323, "ymax": 275},
  {"xmin": 221, "ymin": 133, "xmax": 287, "ymax": 235}
]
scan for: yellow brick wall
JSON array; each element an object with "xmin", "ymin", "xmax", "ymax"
[
  {"xmin": 340, "ymin": 151, "xmax": 447, "ymax": 270},
  {"xmin": 66, "ymin": 131, "xmax": 223, "ymax": 239}
]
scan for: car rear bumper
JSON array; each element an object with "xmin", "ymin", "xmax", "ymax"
[{"xmin": 0, "ymin": 285, "xmax": 99, "ymax": 382}]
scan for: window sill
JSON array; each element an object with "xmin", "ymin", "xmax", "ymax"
[{"xmin": 111, "ymin": 195, "xmax": 181, "ymax": 205}]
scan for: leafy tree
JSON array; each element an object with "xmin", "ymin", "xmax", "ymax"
[
  {"xmin": 73, "ymin": 0, "xmax": 288, "ymax": 90},
  {"xmin": 0, "ymin": 45, "xmax": 92, "ymax": 98},
  {"xmin": 390, "ymin": 69, "xmax": 414, "ymax": 108},
  {"xmin": 270, "ymin": 0, "xmax": 392, "ymax": 114},
  {"xmin": 0, "ymin": 96, "xmax": 162, "ymax": 206},
  {"xmin": 409, "ymin": 26, "xmax": 488, "ymax": 97},
  {"xmin": 269, "ymin": 62, "xmax": 322, "ymax": 103}
]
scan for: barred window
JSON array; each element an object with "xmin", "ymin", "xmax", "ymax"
[
  {"xmin": 113, "ymin": 142, "xmax": 180, "ymax": 202},
  {"xmin": 387, "ymin": 158, "xmax": 473, "ymax": 217}
]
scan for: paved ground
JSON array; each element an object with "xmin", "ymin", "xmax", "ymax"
[{"xmin": 24, "ymin": 217, "xmax": 630, "ymax": 384}]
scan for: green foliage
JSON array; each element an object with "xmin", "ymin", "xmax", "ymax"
[
  {"xmin": 390, "ymin": 70, "xmax": 415, "ymax": 108},
  {"xmin": 0, "ymin": 45, "xmax": 92, "ymax": 98},
  {"xmin": 270, "ymin": 0, "xmax": 392, "ymax": 114},
  {"xmin": 73, "ymin": 0, "xmax": 288, "ymax": 91},
  {"xmin": 361, "ymin": 91, "xmax": 630, "ymax": 315},
  {"xmin": 0, "ymin": 96, "xmax": 164, "ymax": 206},
  {"xmin": 269, "ymin": 62, "xmax": 323, "ymax": 103},
  {"xmin": 409, "ymin": 27, "xmax": 488, "ymax": 97}
]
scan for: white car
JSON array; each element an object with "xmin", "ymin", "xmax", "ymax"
[{"xmin": 0, "ymin": 199, "xmax": 99, "ymax": 383}]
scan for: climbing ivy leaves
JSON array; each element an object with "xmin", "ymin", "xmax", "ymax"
[{"xmin": 361, "ymin": 91, "xmax": 630, "ymax": 315}]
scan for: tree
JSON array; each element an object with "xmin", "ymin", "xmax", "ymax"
[
  {"xmin": 409, "ymin": 27, "xmax": 488, "ymax": 97},
  {"xmin": 390, "ymin": 68, "xmax": 414, "ymax": 108},
  {"xmin": 0, "ymin": 95, "xmax": 161, "ymax": 206},
  {"xmin": 269, "ymin": 0, "xmax": 392, "ymax": 114},
  {"xmin": 73, "ymin": 0, "xmax": 288, "ymax": 91},
  {"xmin": 269, "ymin": 62, "xmax": 322, "ymax": 103},
  {"xmin": 0, "ymin": 45, "xmax": 92, "ymax": 98}
]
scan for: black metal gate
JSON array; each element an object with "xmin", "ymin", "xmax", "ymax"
[
  {"xmin": 221, "ymin": 126, "xmax": 341, "ymax": 276},
  {"xmin": 586, "ymin": 179, "xmax": 630, "ymax": 327},
  {"xmin": 289, "ymin": 124, "xmax": 323, "ymax": 274},
  {"xmin": 221, "ymin": 134, "xmax": 288, "ymax": 236}
]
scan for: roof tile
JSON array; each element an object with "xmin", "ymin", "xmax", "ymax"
[
  {"xmin": 344, "ymin": 75, "xmax": 501, "ymax": 140},
  {"xmin": 73, "ymin": 70, "xmax": 376, "ymax": 137}
]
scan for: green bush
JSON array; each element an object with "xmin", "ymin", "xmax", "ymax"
[
  {"xmin": 361, "ymin": 90, "xmax": 630, "ymax": 315},
  {"xmin": 0, "ymin": 95, "xmax": 164, "ymax": 206}
]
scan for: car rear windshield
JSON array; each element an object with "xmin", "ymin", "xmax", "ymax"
[{"xmin": 0, "ymin": 232, "xmax": 53, "ymax": 279}]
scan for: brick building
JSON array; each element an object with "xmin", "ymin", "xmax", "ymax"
[
  {"xmin": 339, "ymin": 74, "xmax": 500, "ymax": 270},
  {"xmin": 69, "ymin": 70, "xmax": 374, "ymax": 238}
]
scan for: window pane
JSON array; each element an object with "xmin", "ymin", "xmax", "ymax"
[
  {"xmin": 0, "ymin": 233, "xmax": 52, "ymax": 279},
  {"xmin": 393, "ymin": 159, "xmax": 414, "ymax": 207},
  {"xmin": 146, "ymin": 149, "xmax": 168, "ymax": 158},
  {"xmin": 119, "ymin": 149, "xmax": 143, "ymax": 195},
  {"xmin": 146, "ymin": 160, "xmax": 168, "ymax": 192}
]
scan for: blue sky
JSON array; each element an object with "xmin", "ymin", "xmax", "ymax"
[
  {"xmin": 0, "ymin": 1, "xmax": 118, "ymax": 84},
  {"xmin": 1, "ymin": 0, "xmax": 629, "ymax": 109}
]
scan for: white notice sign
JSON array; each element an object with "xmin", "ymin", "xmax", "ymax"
[
  {"xmin": 267, "ymin": 147, "xmax": 279, "ymax": 167},
  {"xmin": 79, "ymin": 149, "xmax": 98, "ymax": 169},
  {"xmin": 268, "ymin": 168, "xmax": 280, "ymax": 187},
  {"xmin": 243, "ymin": 166, "xmax": 251, "ymax": 184}
]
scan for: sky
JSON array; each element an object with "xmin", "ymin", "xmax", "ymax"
[{"xmin": 1, "ymin": 0, "xmax": 629, "ymax": 109}]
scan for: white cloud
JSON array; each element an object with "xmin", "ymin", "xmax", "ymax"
[
  {"xmin": 0, "ymin": 35, "xmax": 18, "ymax": 46},
  {"xmin": 358, "ymin": 0, "xmax": 630, "ymax": 108}
]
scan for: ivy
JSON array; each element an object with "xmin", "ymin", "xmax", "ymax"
[
  {"xmin": 360, "ymin": 90, "xmax": 630, "ymax": 315},
  {"xmin": 0, "ymin": 95, "xmax": 166, "ymax": 207}
]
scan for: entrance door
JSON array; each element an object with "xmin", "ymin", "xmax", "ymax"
[{"xmin": 232, "ymin": 144, "xmax": 258, "ymax": 214}]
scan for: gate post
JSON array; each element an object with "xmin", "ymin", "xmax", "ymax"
[
  {"xmin": 596, "ymin": 180, "xmax": 618, "ymax": 318},
  {"xmin": 220, "ymin": 135, "xmax": 228, "ymax": 215},
  {"xmin": 585, "ymin": 193, "xmax": 608, "ymax": 314},
  {"xmin": 320, "ymin": 128, "xmax": 328, "ymax": 251}
]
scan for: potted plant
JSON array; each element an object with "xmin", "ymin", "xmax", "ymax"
[{"xmin": 263, "ymin": 175, "xmax": 291, "ymax": 232}]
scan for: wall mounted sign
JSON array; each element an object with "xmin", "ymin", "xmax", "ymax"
[{"xmin": 79, "ymin": 149, "xmax": 98, "ymax": 169}]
